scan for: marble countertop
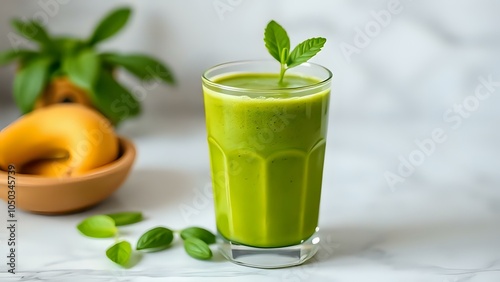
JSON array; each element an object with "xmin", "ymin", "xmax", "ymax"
[{"xmin": 0, "ymin": 106, "xmax": 499, "ymax": 282}]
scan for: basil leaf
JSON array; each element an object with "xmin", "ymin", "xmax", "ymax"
[
  {"xmin": 101, "ymin": 53, "xmax": 175, "ymax": 84},
  {"xmin": 264, "ymin": 20, "xmax": 290, "ymax": 64},
  {"xmin": 0, "ymin": 50, "xmax": 38, "ymax": 66},
  {"xmin": 180, "ymin": 227, "xmax": 216, "ymax": 245},
  {"xmin": 90, "ymin": 70, "xmax": 141, "ymax": 124},
  {"xmin": 13, "ymin": 56, "xmax": 52, "ymax": 114},
  {"xmin": 183, "ymin": 237, "xmax": 212, "ymax": 260},
  {"xmin": 136, "ymin": 227, "xmax": 174, "ymax": 251},
  {"xmin": 106, "ymin": 211, "xmax": 143, "ymax": 226},
  {"xmin": 106, "ymin": 241, "xmax": 132, "ymax": 267},
  {"xmin": 63, "ymin": 49, "xmax": 100, "ymax": 90},
  {"xmin": 89, "ymin": 7, "xmax": 131, "ymax": 45},
  {"xmin": 287, "ymin": 37, "xmax": 327, "ymax": 68},
  {"xmin": 11, "ymin": 19, "xmax": 53, "ymax": 49},
  {"xmin": 77, "ymin": 215, "xmax": 117, "ymax": 238}
]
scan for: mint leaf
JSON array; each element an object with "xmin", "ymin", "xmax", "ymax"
[
  {"xmin": 101, "ymin": 53, "xmax": 175, "ymax": 84},
  {"xmin": 63, "ymin": 49, "xmax": 100, "ymax": 91},
  {"xmin": 180, "ymin": 227, "xmax": 216, "ymax": 245},
  {"xmin": 77, "ymin": 215, "xmax": 117, "ymax": 238},
  {"xmin": 13, "ymin": 56, "xmax": 52, "ymax": 114},
  {"xmin": 183, "ymin": 237, "xmax": 212, "ymax": 260},
  {"xmin": 136, "ymin": 227, "xmax": 174, "ymax": 251},
  {"xmin": 89, "ymin": 7, "xmax": 131, "ymax": 45},
  {"xmin": 264, "ymin": 20, "xmax": 327, "ymax": 83},
  {"xmin": 287, "ymin": 37, "xmax": 327, "ymax": 68},
  {"xmin": 106, "ymin": 212, "xmax": 143, "ymax": 226},
  {"xmin": 106, "ymin": 241, "xmax": 132, "ymax": 267},
  {"xmin": 264, "ymin": 20, "xmax": 290, "ymax": 64}
]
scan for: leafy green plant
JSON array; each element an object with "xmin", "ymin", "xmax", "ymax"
[
  {"xmin": 264, "ymin": 20, "xmax": 326, "ymax": 84},
  {"xmin": 0, "ymin": 7, "xmax": 174, "ymax": 124}
]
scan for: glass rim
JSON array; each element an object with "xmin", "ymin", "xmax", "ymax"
[{"xmin": 202, "ymin": 60, "xmax": 333, "ymax": 94}]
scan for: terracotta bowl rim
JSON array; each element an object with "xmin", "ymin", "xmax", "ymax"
[{"xmin": 0, "ymin": 136, "xmax": 135, "ymax": 185}]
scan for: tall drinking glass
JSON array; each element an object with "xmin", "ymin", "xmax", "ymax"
[{"xmin": 202, "ymin": 60, "xmax": 332, "ymax": 268}]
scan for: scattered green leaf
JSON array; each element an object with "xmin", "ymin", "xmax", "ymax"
[
  {"xmin": 106, "ymin": 241, "xmax": 132, "ymax": 267},
  {"xmin": 77, "ymin": 212, "xmax": 218, "ymax": 267},
  {"xmin": 106, "ymin": 211, "xmax": 143, "ymax": 226},
  {"xmin": 89, "ymin": 7, "xmax": 131, "ymax": 45},
  {"xmin": 180, "ymin": 227, "xmax": 216, "ymax": 245},
  {"xmin": 136, "ymin": 227, "xmax": 174, "ymax": 251},
  {"xmin": 77, "ymin": 215, "xmax": 117, "ymax": 238},
  {"xmin": 183, "ymin": 237, "xmax": 213, "ymax": 260}
]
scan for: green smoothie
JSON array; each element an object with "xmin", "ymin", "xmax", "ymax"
[{"xmin": 203, "ymin": 73, "xmax": 330, "ymax": 248}]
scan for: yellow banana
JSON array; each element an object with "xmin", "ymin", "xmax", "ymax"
[{"xmin": 0, "ymin": 104, "xmax": 118, "ymax": 177}]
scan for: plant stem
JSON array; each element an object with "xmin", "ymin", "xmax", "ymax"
[{"xmin": 278, "ymin": 63, "xmax": 287, "ymax": 85}]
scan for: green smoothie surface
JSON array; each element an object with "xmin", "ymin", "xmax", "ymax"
[{"xmin": 214, "ymin": 73, "xmax": 321, "ymax": 94}]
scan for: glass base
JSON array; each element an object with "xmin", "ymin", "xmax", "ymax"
[{"xmin": 218, "ymin": 231, "xmax": 320, "ymax": 269}]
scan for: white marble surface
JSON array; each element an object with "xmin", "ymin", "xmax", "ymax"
[{"xmin": 0, "ymin": 104, "xmax": 499, "ymax": 282}]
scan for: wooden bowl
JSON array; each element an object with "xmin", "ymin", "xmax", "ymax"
[{"xmin": 0, "ymin": 137, "xmax": 136, "ymax": 215}]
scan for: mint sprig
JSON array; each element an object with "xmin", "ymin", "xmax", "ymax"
[{"xmin": 264, "ymin": 20, "xmax": 326, "ymax": 84}]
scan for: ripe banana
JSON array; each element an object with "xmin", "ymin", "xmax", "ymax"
[{"xmin": 0, "ymin": 104, "xmax": 119, "ymax": 177}]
